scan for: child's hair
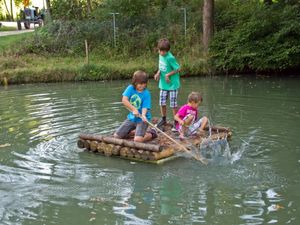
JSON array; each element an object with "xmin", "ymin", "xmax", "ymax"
[
  {"xmin": 132, "ymin": 70, "xmax": 148, "ymax": 87},
  {"xmin": 157, "ymin": 38, "xmax": 170, "ymax": 51},
  {"xmin": 188, "ymin": 92, "xmax": 203, "ymax": 103}
]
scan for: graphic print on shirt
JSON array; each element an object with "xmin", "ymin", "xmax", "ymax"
[
  {"xmin": 186, "ymin": 109, "xmax": 197, "ymax": 117},
  {"xmin": 130, "ymin": 94, "xmax": 142, "ymax": 110},
  {"xmin": 159, "ymin": 61, "xmax": 167, "ymax": 72}
]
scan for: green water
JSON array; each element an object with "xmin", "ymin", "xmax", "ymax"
[{"xmin": 0, "ymin": 76, "xmax": 299, "ymax": 225}]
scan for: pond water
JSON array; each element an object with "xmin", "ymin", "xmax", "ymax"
[{"xmin": 0, "ymin": 76, "xmax": 299, "ymax": 225}]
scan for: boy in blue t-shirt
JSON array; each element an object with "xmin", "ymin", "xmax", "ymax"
[
  {"xmin": 154, "ymin": 38, "xmax": 181, "ymax": 129},
  {"xmin": 114, "ymin": 70, "xmax": 157, "ymax": 142}
]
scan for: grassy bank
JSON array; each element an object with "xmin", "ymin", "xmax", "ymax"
[
  {"xmin": 0, "ymin": 33, "xmax": 208, "ymax": 85},
  {"xmin": 0, "ymin": 54, "xmax": 208, "ymax": 85},
  {"xmin": 0, "ymin": 26, "xmax": 17, "ymax": 32}
]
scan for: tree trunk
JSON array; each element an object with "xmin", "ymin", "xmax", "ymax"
[
  {"xmin": 10, "ymin": 0, "xmax": 14, "ymax": 21},
  {"xmin": 3, "ymin": 0, "xmax": 12, "ymax": 21},
  {"xmin": 86, "ymin": 0, "xmax": 92, "ymax": 15},
  {"xmin": 45, "ymin": 0, "xmax": 51, "ymax": 21},
  {"xmin": 202, "ymin": 0, "xmax": 214, "ymax": 52}
]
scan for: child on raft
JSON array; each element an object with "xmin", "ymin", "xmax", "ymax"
[
  {"xmin": 114, "ymin": 70, "xmax": 157, "ymax": 142},
  {"xmin": 174, "ymin": 91, "xmax": 208, "ymax": 139}
]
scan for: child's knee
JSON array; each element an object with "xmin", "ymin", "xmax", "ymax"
[
  {"xmin": 114, "ymin": 133, "xmax": 121, "ymax": 139},
  {"xmin": 202, "ymin": 116, "xmax": 208, "ymax": 126},
  {"xmin": 134, "ymin": 136, "xmax": 144, "ymax": 142},
  {"xmin": 185, "ymin": 114, "xmax": 195, "ymax": 125}
]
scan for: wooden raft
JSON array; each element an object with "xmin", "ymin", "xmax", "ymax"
[{"xmin": 77, "ymin": 123, "xmax": 232, "ymax": 164}]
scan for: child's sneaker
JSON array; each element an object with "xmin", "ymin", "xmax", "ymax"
[
  {"xmin": 149, "ymin": 128, "xmax": 158, "ymax": 139},
  {"xmin": 156, "ymin": 118, "xmax": 166, "ymax": 128},
  {"xmin": 171, "ymin": 127, "xmax": 178, "ymax": 132}
]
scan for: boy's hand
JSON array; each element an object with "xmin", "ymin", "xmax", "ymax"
[
  {"xmin": 132, "ymin": 108, "xmax": 139, "ymax": 117},
  {"xmin": 165, "ymin": 74, "xmax": 170, "ymax": 83},
  {"xmin": 140, "ymin": 114, "xmax": 148, "ymax": 122}
]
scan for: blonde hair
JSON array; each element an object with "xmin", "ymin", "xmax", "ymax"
[{"xmin": 188, "ymin": 92, "xmax": 203, "ymax": 103}]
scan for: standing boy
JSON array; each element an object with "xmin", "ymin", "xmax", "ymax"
[
  {"xmin": 154, "ymin": 38, "xmax": 181, "ymax": 129},
  {"xmin": 114, "ymin": 70, "xmax": 157, "ymax": 142}
]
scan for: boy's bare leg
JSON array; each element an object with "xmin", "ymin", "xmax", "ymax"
[
  {"xmin": 172, "ymin": 107, "xmax": 178, "ymax": 118},
  {"xmin": 199, "ymin": 116, "xmax": 208, "ymax": 131},
  {"xmin": 160, "ymin": 105, "xmax": 167, "ymax": 117},
  {"xmin": 134, "ymin": 133, "xmax": 153, "ymax": 142}
]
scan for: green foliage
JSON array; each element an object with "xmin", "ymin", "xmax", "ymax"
[
  {"xmin": 211, "ymin": 2, "xmax": 300, "ymax": 73},
  {"xmin": 26, "ymin": 0, "xmax": 204, "ymax": 58},
  {"xmin": 2, "ymin": 0, "xmax": 299, "ymax": 76}
]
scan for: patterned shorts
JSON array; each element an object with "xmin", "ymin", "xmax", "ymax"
[{"xmin": 159, "ymin": 89, "xmax": 178, "ymax": 108}]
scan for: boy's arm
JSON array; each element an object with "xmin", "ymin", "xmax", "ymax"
[
  {"xmin": 154, "ymin": 70, "xmax": 160, "ymax": 81},
  {"xmin": 165, "ymin": 68, "xmax": 181, "ymax": 81},
  {"xmin": 174, "ymin": 113, "xmax": 185, "ymax": 126},
  {"xmin": 140, "ymin": 108, "xmax": 148, "ymax": 122},
  {"xmin": 122, "ymin": 96, "xmax": 139, "ymax": 116}
]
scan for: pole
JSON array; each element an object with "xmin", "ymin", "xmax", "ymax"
[
  {"xmin": 141, "ymin": 117, "xmax": 208, "ymax": 165},
  {"xmin": 110, "ymin": 12, "xmax": 119, "ymax": 47},
  {"xmin": 85, "ymin": 40, "xmax": 89, "ymax": 64},
  {"xmin": 181, "ymin": 8, "xmax": 187, "ymax": 39}
]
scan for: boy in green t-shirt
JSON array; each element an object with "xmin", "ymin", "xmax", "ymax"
[{"xmin": 154, "ymin": 38, "xmax": 181, "ymax": 129}]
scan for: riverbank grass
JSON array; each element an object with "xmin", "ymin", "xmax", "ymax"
[{"xmin": 0, "ymin": 32, "xmax": 208, "ymax": 84}]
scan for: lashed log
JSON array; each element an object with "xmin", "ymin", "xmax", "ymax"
[
  {"xmin": 209, "ymin": 132, "xmax": 229, "ymax": 140},
  {"xmin": 134, "ymin": 150, "xmax": 142, "ymax": 159},
  {"xmin": 79, "ymin": 134, "xmax": 162, "ymax": 152},
  {"xmin": 77, "ymin": 139, "xmax": 85, "ymax": 148},
  {"xmin": 84, "ymin": 140, "xmax": 91, "ymax": 150},
  {"xmin": 97, "ymin": 142, "xmax": 106, "ymax": 154},
  {"xmin": 120, "ymin": 147, "xmax": 130, "ymax": 157},
  {"xmin": 112, "ymin": 145, "xmax": 122, "ymax": 156},
  {"xmin": 141, "ymin": 151, "xmax": 150, "ymax": 160},
  {"xmin": 149, "ymin": 148, "xmax": 175, "ymax": 161},
  {"xmin": 205, "ymin": 126, "xmax": 231, "ymax": 133},
  {"xmin": 127, "ymin": 148, "xmax": 135, "ymax": 158},
  {"xmin": 90, "ymin": 141, "xmax": 99, "ymax": 151},
  {"xmin": 104, "ymin": 144, "xmax": 114, "ymax": 156}
]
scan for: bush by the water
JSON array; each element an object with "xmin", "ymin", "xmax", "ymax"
[
  {"xmin": 210, "ymin": 2, "xmax": 300, "ymax": 73},
  {"xmin": 3, "ymin": 0, "xmax": 300, "ymax": 76}
]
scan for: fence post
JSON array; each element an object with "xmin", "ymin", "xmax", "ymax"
[
  {"xmin": 110, "ymin": 12, "xmax": 119, "ymax": 47},
  {"xmin": 85, "ymin": 40, "xmax": 89, "ymax": 64}
]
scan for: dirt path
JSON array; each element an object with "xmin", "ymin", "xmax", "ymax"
[{"xmin": 0, "ymin": 29, "xmax": 34, "ymax": 37}]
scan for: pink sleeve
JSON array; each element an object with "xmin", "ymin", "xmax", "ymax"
[{"xmin": 177, "ymin": 105, "xmax": 188, "ymax": 119}]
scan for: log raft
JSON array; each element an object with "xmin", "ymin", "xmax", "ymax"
[{"xmin": 77, "ymin": 123, "xmax": 232, "ymax": 164}]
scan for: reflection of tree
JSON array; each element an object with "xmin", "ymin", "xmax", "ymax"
[{"xmin": 159, "ymin": 176, "xmax": 182, "ymax": 216}]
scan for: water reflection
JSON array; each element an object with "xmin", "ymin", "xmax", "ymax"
[{"xmin": 0, "ymin": 77, "xmax": 299, "ymax": 224}]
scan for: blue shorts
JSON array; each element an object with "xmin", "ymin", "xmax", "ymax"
[{"xmin": 159, "ymin": 89, "xmax": 178, "ymax": 108}]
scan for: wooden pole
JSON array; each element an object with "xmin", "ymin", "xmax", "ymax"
[
  {"xmin": 143, "ymin": 119, "xmax": 208, "ymax": 165},
  {"xmin": 85, "ymin": 40, "xmax": 89, "ymax": 65}
]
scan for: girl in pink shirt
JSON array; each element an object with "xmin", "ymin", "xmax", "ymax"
[{"xmin": 174, "ymin": 92, "xmax": 208, "ymax": 139}]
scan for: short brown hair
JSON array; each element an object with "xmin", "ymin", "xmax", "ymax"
[
  {"xmin": 188, "ymin": 92, "xmax": 203, "ymax": 103},
  {"xmin": 157, "ymin": 38, "xmax": 170, "ymax": 51},
  {"xmin": 132, "ymin": 70, "xmax": 148, "ymax": 87}
]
